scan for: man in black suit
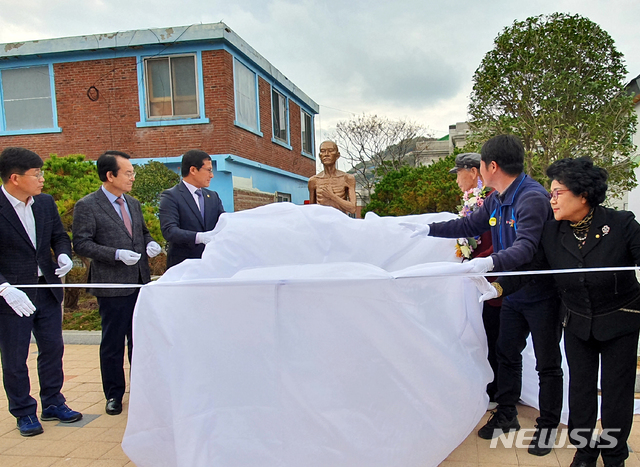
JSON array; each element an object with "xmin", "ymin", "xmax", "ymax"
[
  {"xmin": 159, "ymin": 150, "xmax": 225, "ymax": 269},
  {"xmin": 72, "ymin": 151, "xmax": 161, "ymax": 416},
  {"xmin": 0, "ymin": 147, "xmax": 82, "ymax": 436}
]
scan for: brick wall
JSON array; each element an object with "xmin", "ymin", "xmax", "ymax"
[
  {"xmin": 0, "ymin": 50, "xmax": 315, "ymax": 179},
  {"xmin": 234, "ymin": 189, "xmax": 276, "ymax": 211}
]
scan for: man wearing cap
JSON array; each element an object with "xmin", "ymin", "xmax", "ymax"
[
  {"xmin": 402, "ymin": 135, "xmax": 562, "ymax": 457},
  {"xmin": 449, "ymin": 152, "xmax": 502, "ymax": 410}
]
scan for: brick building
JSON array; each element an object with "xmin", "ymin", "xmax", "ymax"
[{"xmin": 0, "ymin": 23, "xmax": 318, "ymax": 210}]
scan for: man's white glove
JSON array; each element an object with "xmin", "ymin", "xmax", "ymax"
[
  {"xmin": 146, "ymin": 241, "xmax": 162, "ymax": 258},
  {"xmin": 196, "ymin": 230, "xmax": 216, "ymax": 245},
  {"xmin": 467, "ymin": 256, "xmax": 494, "ymax": 274},
  {"xmin": 0, "ymin": 284, "xmax": 36, "ymax": 317},
  {"xmin": 469, "ymin": 277, "xmax": 500, "ymax": 302},
  {"xmin": 55, "ymin": 254, "xmax": 73, "ymax": 278},
  {"xmin": 117, "ymin": 250, "xmax": 141, "ymax": 266},
  {"xmin": 399, "ymin": 222, "xmax": 430, "ymax": 238}
]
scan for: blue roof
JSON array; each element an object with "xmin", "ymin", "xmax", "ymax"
[{"xmin": 0, "ymin": 22, "xmax": 319, "ymax": 113}]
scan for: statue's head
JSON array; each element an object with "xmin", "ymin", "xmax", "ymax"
[{"xmin": 319, "ymin": 141, "xmax": 340, "ymax": 166}]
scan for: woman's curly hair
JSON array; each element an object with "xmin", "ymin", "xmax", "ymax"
[{"xmin": 546, "ymin": 157, "xmax": 608, "ymax": 207}]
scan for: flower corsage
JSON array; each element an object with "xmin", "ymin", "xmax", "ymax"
[{"xmin": 455, "ymin": 179, "xmax": 490, "ymax": 260}]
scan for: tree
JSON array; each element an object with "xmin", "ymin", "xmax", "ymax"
[
  {"xmin": 41, "ymin": 154, "xmax": 102, "ymax": 308},
  {"xmin": 129, "ymin": 160, "xmax": 180, "ymax": 207},
  {"xmin": 363, "ymin": 154, "xmax": 460, "ymax": 217},
  {"xmin": 469, "ymin": 13, "xmax": 638, "ymax": 199},
  {"xmin": 129, "ymin": 161, "xmax": 180, "ymax": 249},
  {"xmin": 42, "ymin": 154, "xmax": 102, "ymax": 232},
  {"xmin": 333, "ymin": 114, "xmax": 427, "ymax": 203}
]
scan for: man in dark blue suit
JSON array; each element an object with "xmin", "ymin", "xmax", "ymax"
[
  {"xmin": 159, "ymin": 150, "xmax": 225, "ymax": 269},
  {"xmin": 0, "ymin": 147, "xmax": 82, "ymax": 437}
]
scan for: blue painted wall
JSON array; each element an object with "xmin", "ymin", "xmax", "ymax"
[{"xmin": 132, "ymin": 153, "xmax": 310, "ymax": 212}]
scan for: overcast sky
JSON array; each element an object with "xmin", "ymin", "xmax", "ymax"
[{"xmin": 0, "ymin": 0, "xmax": 639, "ymax": 141}]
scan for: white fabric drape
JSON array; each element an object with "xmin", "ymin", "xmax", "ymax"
[{"xmin": 121, "ymin": 203, "xmax": 556, "ymax": 466}]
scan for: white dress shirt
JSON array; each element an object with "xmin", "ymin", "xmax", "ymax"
[
  {"xmin": 182, "ymin": 180, "xmax": 203, "ymax": 211},
  {"xmin": 2, "ymin": 185, "xmax": 42, "ymax": 276}
]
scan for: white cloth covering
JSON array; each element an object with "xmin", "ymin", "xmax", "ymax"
[{"xmin": 121, "ymin": 203, "xmax": 549, "ymax": 467}]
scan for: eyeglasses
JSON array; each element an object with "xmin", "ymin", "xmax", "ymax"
[
  {"xmin": 199, "ymin": 168, "xmax": 213, "ymax": 174},
  {"xmin": 21, "ymin": 170, "xmax": 45, "ymax": 179},
  {"xmin": 549, "ymin": 188, "xmax": 570, "ymax": 200},
  {"xmin": 123, "ymin": 171, "xmax": 136, "ymax": 179}
]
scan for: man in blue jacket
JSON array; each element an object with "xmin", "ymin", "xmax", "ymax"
[
  {"xmin": 404, "ymin": 135, "xmax": 562, "ymax": 456},
  {"xmin": 159, "ymin": 150, "xmax": 225, "ymax": 269},
  {"xmin": 0, "ymin": 147, "xmax": 82, "ymax": 436}
]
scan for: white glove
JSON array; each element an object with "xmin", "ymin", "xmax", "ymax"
[
  {"xmin": 467, "ymin": 256, "xmax": 494, "ymax": 273},
  {"xmin": 146, "ymin": 241, "xmax": 162, "ymax": 258},
  {"xmin": 55, "ymin": 254, "xmax": 73, "ymax": 278},
  {"xmin": 0, "ymin": 284, "xmax": 36, "ymax": 317},
  {"xmin": 469, "ymin": 277, "xmax": 499, "ymax": 303},
  {"xmin": 399, "ymin": 222, "xmax": 430, "ymax": 238},
  {"xmin": 196, "ymin": 230, "xmax": 216, "ymax": 245},
  {"xmin": 117, "ymin": 249, "xmax": 141, "ymax": 266}
]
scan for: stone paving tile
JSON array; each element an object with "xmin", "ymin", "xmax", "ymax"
[
  {"xmin": 49, "ymin": 459, "xmax": 93, "ymax": 467},
  {"xmin": 0, "ymin": 344, "xmax": 131, "ymax": 467},
  {"xmin": 0, "ymin": 455, "xmax": 57, "ymax": 466},
  {"xmin": 86, "ymin": 460, "xmax": 130, "ymax": 467},
  {"xmin": 4, "ymin": 343, "xmax": 640, "ymax": 466},
  {"xmin": 66, "ymin": 441, "xmax": 120, "ymax": 459}
]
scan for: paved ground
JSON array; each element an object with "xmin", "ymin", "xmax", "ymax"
[
  {"xmin": 0, "ymin": 344, "xmax": 132, "ymax": 467},
  {"xmin": 1, "ymin": 342, "xmax": 640, "ymax": 466},
  {"xmin": 442, "ymin": 404, "xmax": 640, "ymax": 467}
]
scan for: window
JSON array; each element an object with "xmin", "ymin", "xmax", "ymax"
[
  {"xmin": 276, "ymin": 192, "xmax": 291, "ymax": 202},
  {"xmin": 0, "ymin": 65, "xmax": 56, "ymax": 132},
  {"xmin": 271, "ymin": 89, "xmax": 288, "ymax": 143},
  {"xmin": 301, "ymin": 111, "xmax": 313, "ymax": 155},
  {"xmin": 234, "ymin": 59, "xmax": 259, "ymax": 132},
  {"xmin": 144, "ymin": 55, "xmax": 199, "ymax": 119}
]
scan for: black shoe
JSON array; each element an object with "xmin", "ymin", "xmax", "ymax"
[
  {"xmin": 527, "ymin": 425, "xmax": 556, "ymax": 456},
  {"xmin": 604, "ymin": 463, "xmax": 624, "ymax": 467},
  {"xmin": 569, "ymin": 455, "xmax": 597, "ymax": 467},
  {"xmin": 477, "ymin": 410, "xmax": 520, "ymax": 439},
  {"xmin": 105, "ymin": 398, "xmax": 122, "ymax": 415}
]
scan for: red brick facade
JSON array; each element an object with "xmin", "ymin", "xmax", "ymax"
[
  {"xmin": 0, "ymin": 50, "xmax": 315, "ymax": 179},
  {"xmin": 234, "ymin": 189, "xmax": 277, "ymax": 212}
]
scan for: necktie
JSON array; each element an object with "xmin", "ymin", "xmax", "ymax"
[
  {"xmin": 115, "ymin": 197, "xmax": 133, "ymax": 236},
  {"xmin": 195, "ymin": 189, "xmax": 205, "ymax": 221}
]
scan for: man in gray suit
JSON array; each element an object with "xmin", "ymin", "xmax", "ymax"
[{"xmin": 72, "ymin": 151, "xmax": 161, "ymax": 416}]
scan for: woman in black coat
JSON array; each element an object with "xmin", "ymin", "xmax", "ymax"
[{"xmin": 474, "ymin": 157, "xmax": 640, "ymax": 467}]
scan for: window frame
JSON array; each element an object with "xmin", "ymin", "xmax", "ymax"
[
  {"xmin": 233, "ymin": 58, "xmax": 262, "ymax": 136},
  {"xmin": 136, "ymin": 51, "xmax": 209, "ymax": 128},
  {"xmin": 0, "ymin": 63, "xmax": 61, "ymax": 136},
  {"xmin": 271, "ymin": 87, "xmax": 290, "ymax": 148},
  {"xmin": 275, "ymin": 191, "xmax": 292, "ymax": 203},
  {"xmin": 300, "ymin": 110, "xmax": 314, "ymax": 158}
]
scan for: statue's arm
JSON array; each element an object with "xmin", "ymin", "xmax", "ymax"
[
  {"xmin": 319, "ymin": 175, "xmax": 356, "ymax": 215},
  {"xmin": 308, "ymin": 177, "xmax": 318, "ymax": 204},
  {"xmin": 343, "ymin": 174, "xmax": 357, "ymax": 215}
]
